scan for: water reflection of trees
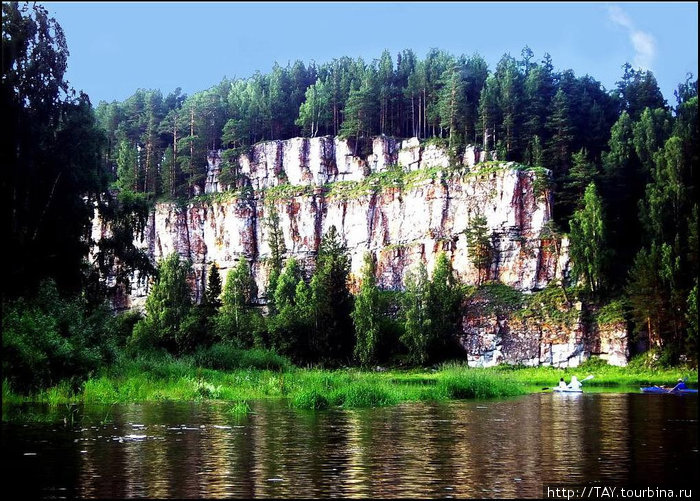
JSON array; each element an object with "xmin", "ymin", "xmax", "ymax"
[{"xmin": 71, "ymin": 394, "xmax": 698, "ymax": 498}]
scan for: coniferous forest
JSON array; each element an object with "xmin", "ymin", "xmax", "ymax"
[{"xmin": 2, "ymin": 3, "xmax": 697, "ymax": 394}]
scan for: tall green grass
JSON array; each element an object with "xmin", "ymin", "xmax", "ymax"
[{"xmin": 4, "ymin": 351, "xmax": 696, "ymax": 415}]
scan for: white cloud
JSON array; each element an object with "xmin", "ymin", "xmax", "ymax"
[{"xmin": 607, "ymin": 5, "xmax": 657, "ymax": 70}]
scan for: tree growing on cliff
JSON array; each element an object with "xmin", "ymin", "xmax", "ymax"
[
  {"xmin": 296, "ymin": 78, "xmax": 332, "ymax": 137},
  {"xmin": 264, "ymin": 202, "xmax": 286, "ymax": 314},
  {"xmin": 437, "ymin": 61, "xmax": 467, "ymax": 151},
  {"xmin": 352, "ymin": 253, "xmax": 382, "ymax": 366},
  {"xmin": 465, "ymin": 215, "xmax": 494, "ymax": 286},
  {"xmin": 339, "ymin": 74, "xmax": 378, "ymax": 155}
]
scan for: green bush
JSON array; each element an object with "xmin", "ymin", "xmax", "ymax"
[
  {"xmin": 1, "ymin": 280, "xmax": 108, "ymax": 392},
  {"xmin": 193, "ymin": 343, "xmax": 291, "ymax": 372}
]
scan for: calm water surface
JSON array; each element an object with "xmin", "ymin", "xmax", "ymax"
[{"xmin": 2, "ymin": 393, "xmax": 697, "ymax": 498}]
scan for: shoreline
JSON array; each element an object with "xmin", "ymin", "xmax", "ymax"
[{"xmin": 3, "ymin": 363, "xmax": 697, "ymax": 414}]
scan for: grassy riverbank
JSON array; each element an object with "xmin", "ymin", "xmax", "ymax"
[
  {"xmin": 2, "ymin": 360, "xmax": 526, "ymax": 410},
  {"xmin": 3, "ymin": 353, "xmax": 697, "ymax": 413}
]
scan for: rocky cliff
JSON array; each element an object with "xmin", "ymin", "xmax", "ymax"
[{"xmin": 91, "ymin": 136, "xmax": 628, "ymax": 366}]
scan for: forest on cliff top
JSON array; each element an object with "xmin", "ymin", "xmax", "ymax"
[{"xmin": 1, "ymin": 3, "xmax": 697, "ymax": 391}]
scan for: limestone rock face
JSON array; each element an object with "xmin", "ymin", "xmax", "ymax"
[
  {"xmin": 117, "ymin": 169, "xmax": 563, "ymax": 306},
  {"xmin": 94, "ymin": 135, "xmax": 629, "ymax": 366},
  {"xmin": 205, "ymin": 136, "xmax": 495, "ymax": 193}
]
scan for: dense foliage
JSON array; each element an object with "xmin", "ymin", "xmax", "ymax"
[{"xmin": 2, "ymin": 2, "xmax": 698, "ymax": 394}]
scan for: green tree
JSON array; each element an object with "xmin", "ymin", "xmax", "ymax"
[
  {"xmin": 218, "ymin": 259, "xmax": 257, "ymax": 346},
  {"xmin": 115, "ymin": 139, "xmax": 138, "ymax": 193},
  {"xmin": 202, "ymin": 263, "xmax": 222, "ymax": 310},
  {"xmin": 309, "ymin": 226, "xmax": 354, "ymax": 363},
  {"xmin": 544, "ymin": 88, "xmax": 575, "ymax": 179},
  {"xmin": 296, "ymin": 78, "xmax": 331, "ymax": 137},
  {"xmin": 131, "ymin": 254, "xmax": 193, "ymax": 353},
  {"xmin": 558, "ymin": 148, "xmax": 598, "ymax": 221},
  {"xmin": 352, "ymin": 253, "xmax": 381, "ymax": 366},
  {"xmin": 425, "ymin": 253, "xmax": 463, "ymax": 361},
  {"xmin": 495, "ymin": 54, "xmax": 524, "ymax": 159},
  {"xmin": 477, "ymin": 75, "xmax": 499, "ymax": 151},
  {"xmin": 264, "ymin": 202, "xmax": 286, "ymax": 313},
  {"xmin": 600, "ymin": 111, "xmax": 643, "ymax": 287},
  {"xmin": 437, "ymin": 61, "xmax": 468, "ymax": 151},
  {"xmin": 400, "ymin": 261, "xmax": 431, "ymax": 365},
  {"xmin": 339, "ymin": 74, "xmax": 378, "ymax": 154},
  {"xmin": 616, "ymin": 64, "xmax": 667, "ymax": 120},
  {"xmin": 268, "ymin": 257, "xmax": 311, "ymax": 360},
  {"xmin": 465, "ymin": 215, "xmax": 493, "ymax": 285},
  {"xmin": 626, "ymin": 245, "xmax": 666, "ymax": 348},
  {"xmin": 632, "ymin": 107, "xmax": 672, "ymax": 172},
  {"xmin": 2, "ymin": 2, "xmax": 107, "ymax": 299},
  {"xmin": 568, "ymin": 183, "xmax": 607, "ymax": 293}
]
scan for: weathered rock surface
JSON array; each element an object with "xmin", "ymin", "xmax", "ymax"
[{"xmin": 92, "ymin": 135, "xmax": 628, "ymax": 366}]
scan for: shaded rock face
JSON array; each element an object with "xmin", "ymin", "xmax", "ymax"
[
  {"xmin": 94, "ymin": 136, "xmax": 628, "ymax": 366},
  {"xmin": 460, "ymin": 301, "xmax": 628, "ymax": 368}
]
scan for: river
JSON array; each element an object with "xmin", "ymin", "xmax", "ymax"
[{"xmin": 2, "ymin": 392, "xmax": 697, "ymax": 498}]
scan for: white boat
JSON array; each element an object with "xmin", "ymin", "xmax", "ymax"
[{"xmin": 552, "ymin": 387, "xmax": 583, "ymax": 393}]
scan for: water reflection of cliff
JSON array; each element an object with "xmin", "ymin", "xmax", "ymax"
[{"xmin": 68, "ymin": 394, "xmax": 696, "ymax": 498}]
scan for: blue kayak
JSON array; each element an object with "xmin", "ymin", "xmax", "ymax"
[{"xmin": 640, "ymin": 386, "xmax": 698, "ymax": 394}]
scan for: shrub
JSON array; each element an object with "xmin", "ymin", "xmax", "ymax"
[
  {"xmin": 193, "ymin": 343, "xmax": 291, "ymax": 372},
  {"xmin": 1, "ymin": 281, "xmax": 108, "ymax": 392}
]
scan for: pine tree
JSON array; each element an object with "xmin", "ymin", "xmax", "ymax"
[
  {"xmin": 268, "ymin": 257, "xmax": 311, "ymax": 358},
  {"xmin": 545, "ymin": 88, "xmax": 575, "ymax": 178},
  {"xmin": 495, "ymin": 55, "xmax": 523, "ymax": 159},
  {"xmin": 558, "ymin": 148, "xmax": 598, "ymax": 220},
  {"xmin": 115, "ymin": 139, "xmax": 138, "ymax": 193},
  {"xmin": 465, "ymin": 215, "xmax": 493, "ymax": 285},
  {"xmin": 339, "ymin": 75, "xmax": 378, "ymax": 154},
  {"xmin": 477, "ymin": 76, "xmax": 499, "ymax": 151},
  {"xmin": 437, "ymin": 61, "xmax": 467, "ymax": 151},
  {"xmin": 309, "ymin": 226, "xmax": 353, "ymax": 363},
  {"xmin": 202, "ymin": 263, "xmax": 222, "ymax": 310}
]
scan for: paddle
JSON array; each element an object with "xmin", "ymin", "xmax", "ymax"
[
  {"xmin": 667, "ymin": 377, "xmax": 688, "ymax": 393},
  {"xmin": 542, "ymin": 374, "xmax": 594, "ymax": 391}
]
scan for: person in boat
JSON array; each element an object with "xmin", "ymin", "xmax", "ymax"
[
  {"xmin": 668, "ymin": 379, "xmax": 687, "ymax": 392},
  {"xmin": 558, "ymin": 378, "xmax": 567, "ymax": 389},
  {"xmin": 567, "ymin": 375, "xmax": 582, "ymax": 391}
]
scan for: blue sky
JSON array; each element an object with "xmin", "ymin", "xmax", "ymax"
[{"xmin": 45, "ymin": 2, "xmax": 698, "ymax": 106}]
